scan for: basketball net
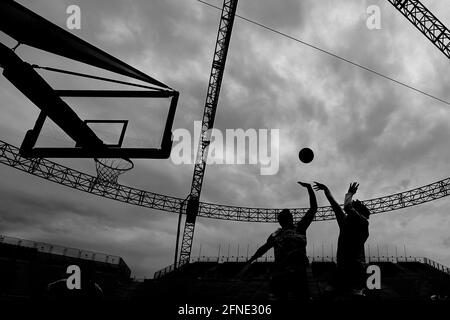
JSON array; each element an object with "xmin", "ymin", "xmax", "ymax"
[{"xmin": 94, "ymin": 158, "xmax": 134, "ymax": 184}]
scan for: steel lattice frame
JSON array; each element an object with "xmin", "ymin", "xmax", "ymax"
[
  {"xmin": 179, "ymin": 0, "xmax": 239, "ymax": 266},
  {"xmin": 388, "ymin": 0, "xmax": 450, "ymax": 59},
  {"xmin": 1, "ymin": 139, "xmax": 450, "ymax": 223}
]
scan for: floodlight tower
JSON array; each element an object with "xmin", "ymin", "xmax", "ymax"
[
  {"xmin": 178, "ymin": 0, "xmax": 239, "ymax": 267},
  {"xmin": 387, "ymin": 0, "xmax": 450, "ymax": 59}
]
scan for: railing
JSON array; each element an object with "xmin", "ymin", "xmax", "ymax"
[
  {"xmin": 424, "ymin": 257, "xmax": 450, "ymax": 275},
  {"xmin": 154, "ymin": 263, "xmax": 177, "ymax": 279},
  {"xmin": 153, "ymin": 255, "xmax": 450, "ymax": 279},
  {"xmin": 0, "ymin": 234, "xmax": 122, "ymax": 265}
]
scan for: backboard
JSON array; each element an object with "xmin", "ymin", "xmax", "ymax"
[
  {"xmin": 18, "ymin": 88, "xmax": 179, "ymax": 159},
  {"xmin": 0, "ymin": 0, "xmax": 179, "ymax": 160}
]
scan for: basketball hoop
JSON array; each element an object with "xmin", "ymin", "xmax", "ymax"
[{"xmin": 94, "ymin": 158, "xmax": 134, "ymax": 184}]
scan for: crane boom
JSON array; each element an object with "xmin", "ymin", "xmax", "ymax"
[
  {"xmin": 387, "ymin": 0, "xmax": 450, "ymax": 59},
  {"xmin": 178, "ymin": 0, "xmax": 239, "ymax": 267}
]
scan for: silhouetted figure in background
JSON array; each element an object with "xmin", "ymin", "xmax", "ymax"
[
  {"xmin": 245, "ymin": 182, "xmax": 317, "ymax": 301},
  {"xmin": 314, "ymin": 182, "xmax": 370, "ymax": 296}
]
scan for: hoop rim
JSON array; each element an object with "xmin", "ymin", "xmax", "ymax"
[{"xmin": 94, "ymin": 157, "xmax": 134, "ymax": 172}]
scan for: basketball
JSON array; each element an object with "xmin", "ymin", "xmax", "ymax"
[{"xmin": 299, "ymin": 147, "xmax": 314, "ymax": 163}]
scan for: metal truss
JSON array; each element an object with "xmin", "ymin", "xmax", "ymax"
[
  {"xmin": 388, "ymin": 0, "xmax": 450, "ymax": 59},
  {"xmin": 179, "ymin": 0, "xmax": 239, "ymax": 267},
  {"xmin": 1, "ymin": 139, "xmax": 449, "ymax": 223},
  {"xmin": 189, "ymin": 0, "xmax": 239, "ymax": 200},
  {"xmin": 0, "ymin": 140, "xmax": 181, "ymax": 214}
]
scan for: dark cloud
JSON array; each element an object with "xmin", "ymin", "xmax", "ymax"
[
  {"xmin": 239, "ymin": 0, "xmax": 307, "ymax": 32},
  {"xmin": 443, "ymin": 238, "xmax": 450, "ymax": 248}
]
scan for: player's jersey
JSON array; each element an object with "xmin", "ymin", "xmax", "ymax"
[
  {"xmin": 336, "ymin": 214, "xmax": 369, "ymax": 266},
  {"xmin": 268, "ymin": 226, "xmax": 308, "ymax": 273}
]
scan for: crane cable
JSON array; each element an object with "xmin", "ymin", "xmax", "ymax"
[{"xmin": 197, "ymin": 0, "xmax": 450, "ymax": 106}]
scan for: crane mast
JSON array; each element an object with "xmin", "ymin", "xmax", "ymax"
[
  {"xmin": 387, "ymin": 0, "xmax": 450, "ymax": 59},
  {"xmin": 178, "ymin": 0, "xmax": 239, "ymax": 267}
]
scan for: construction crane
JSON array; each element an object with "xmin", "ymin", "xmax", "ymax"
[
  {"xmin": 177, "ymin": 0, "xmax": 239, "ymax": 267},
  {"xmin": 387, "ymin": 0, "xmax": 450, "ymax": 59}
]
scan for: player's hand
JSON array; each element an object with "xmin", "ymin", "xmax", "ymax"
[
  {"xmin": 297, "ymin": 181, "xmax": 311, "ymax": 188},
  {"xmin": 313, "ymin": 182, "xmax": 328, "ymax": 191},
  {"xmin": 348, "ymin": 182, "xmax": 359, "ymax": 194}
]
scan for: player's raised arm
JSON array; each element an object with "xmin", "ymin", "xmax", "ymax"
[
  {"xmin": 314, "ymin": 182, "xmax": 346, "ymax": 227},
  {"xmin": 296, "ymin": 181, "xmax": 317, "ymax": 232},
  {"xmin": 344, "ymin": 182, "xmax": 367, "ymax": 221}
]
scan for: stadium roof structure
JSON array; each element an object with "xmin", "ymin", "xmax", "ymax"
[{"xmin": 1, "ymin": 139, "xmax": 450, "ymax": 223}]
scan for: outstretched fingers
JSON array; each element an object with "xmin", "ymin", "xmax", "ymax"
[
  {"xmin": 297, "ymin": 181, "xmax": 311, "ymax": 188},
  {"xmin": 313, "ymin": 182, "xmax": 327, "ymax": 191},
  {"xmin": 348, "ymin": 182, "xmax": 359, "ymax": 193}
]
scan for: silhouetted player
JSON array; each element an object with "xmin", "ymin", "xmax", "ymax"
[
  {"xmin": 314, "ymin": 182, "xmax": 370, "ymax": 295},
  {"xmin": 246, "ymin": 182, "xmax": 317, "ymax": 301}
]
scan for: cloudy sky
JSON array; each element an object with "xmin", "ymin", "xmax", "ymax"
[{"xmin": 1, "ymin": 0, "xmax": 450, "ymax": 277}]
